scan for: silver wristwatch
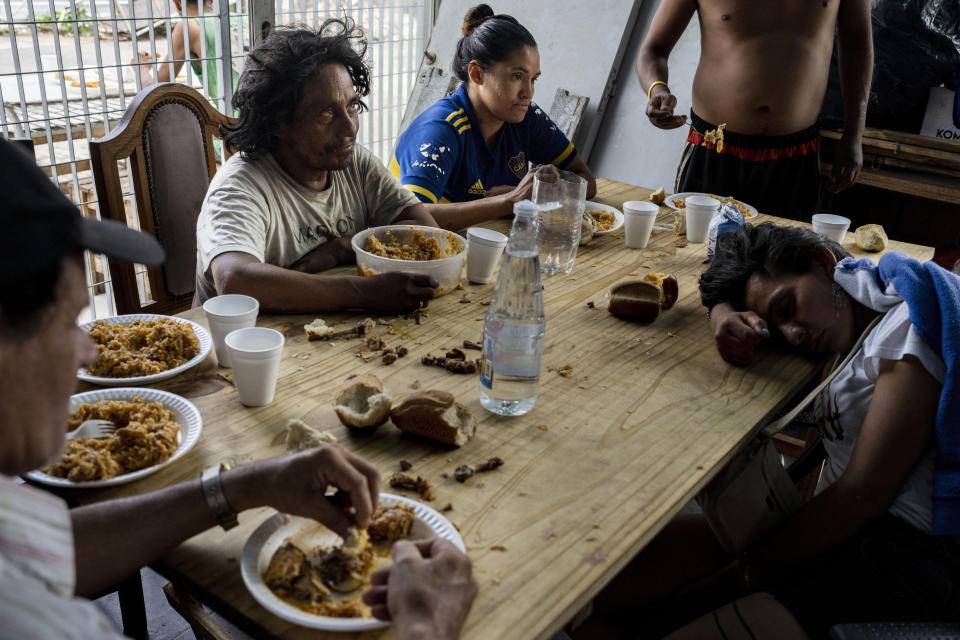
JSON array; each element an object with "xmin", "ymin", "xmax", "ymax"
[{"xmin": 201, "ymin": 463, "xmax": 238, "ymax": 531}]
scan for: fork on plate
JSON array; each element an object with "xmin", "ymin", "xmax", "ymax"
[{"xmin": 66, "ymin": 419, "xmax": 117, "ymax": 440}]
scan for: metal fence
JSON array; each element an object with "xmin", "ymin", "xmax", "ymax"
[{"xmin": 0, "ymin": 0, "xmax": 431, "ymax": 320}]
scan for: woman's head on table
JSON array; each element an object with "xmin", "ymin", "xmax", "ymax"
[
  {"xmin": 452, "ymin": 4, "xmax": 539, "ymax": 125},
  {"xmin": 699, "ymin": 223, "xmax": 874, "ymax": 355}
]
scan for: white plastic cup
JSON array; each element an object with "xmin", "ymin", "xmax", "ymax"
[
  {"xmin": 622, "ymin": 201, "xmax": 660, "ymax": 249},
  {"xmin": 225, "ymin": 327, "xmax": 284, "ymax": 407},
  {"xmin": 812, "ymin": 213, "xmax": 851, "ymax": 244},
  {"xmin": 466, "ymin": 227, "xmax": 508, "ymax": 284},
  {"xmin": 685, "ymin": 195, "xmax": 720, "ymax": 243},
  {"xmin": 203, "ymin": 294, "xmax": 259, "ymax": 368}
]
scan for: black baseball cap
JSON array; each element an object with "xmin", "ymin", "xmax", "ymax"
[{"xmin": 0, "ymin": 137, "xmax": 164, "ymax": 282}]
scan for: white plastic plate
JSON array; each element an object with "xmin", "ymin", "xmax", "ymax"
[
  {"xmin": 25, "ymin": 387, "xmax": 202, "ymax": 488},
  {"xmin": 241, "ymin": 493, "xmax": 465, "ymax": 631},
  {"xmin": 78, "ymin": 314, "xmax": 212, "ymax": 386},
  {"xmin": 584, "ymin": 201, "xmax": 625, "ymax": 236}
]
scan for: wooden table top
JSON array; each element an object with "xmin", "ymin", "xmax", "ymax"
[{"xmin": 71, "ymin": 179, "xmax": 933, "ymax": 640}]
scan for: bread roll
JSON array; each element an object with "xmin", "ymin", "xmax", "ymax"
[
  {"xmin": 649, "ymin": 187, "xmax": 666, "ymax": 205},
  {"xmin": 608, "ymin": 280, "xmax": 662, "ymax": 321},
  {"xmin": 390, "ymin": 390, "xmax": 476, "ymax": 447},
  {"xmin": 855, "ymin": 224, "xmax": 888, "ymax": 252},
  {"xmin": 333, "ymin": 374, "xmax": 392, "ymax": 429},
  {"xmin": 642, "ymin": 271, "xmax": 679, "ymax": 310}
]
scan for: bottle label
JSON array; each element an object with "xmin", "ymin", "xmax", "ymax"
[{"xmin": 479, "ymin": 352, "xmax": 494, "ymax": 389}]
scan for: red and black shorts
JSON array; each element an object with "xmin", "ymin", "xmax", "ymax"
[{"xmin": 675, "ymin": 111, "xmax": 822, "ymax": 221}]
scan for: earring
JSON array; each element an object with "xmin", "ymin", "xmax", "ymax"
[{"xmin": 832, "ymin": 282, "xmax": 845, "ymax": 318}]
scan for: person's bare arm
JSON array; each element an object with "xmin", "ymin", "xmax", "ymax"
[
  {"xmin": 830, "ymin": 0, "xmax": 873, "ymax": 192},
  {"xmin": 564, "ymin": 156, "xmax": 597, "ymax": 199},
  {"xmin": 637, "ymin": 0, "xmax": 697, "ymax": 129},
  {"xmin": 395, "ymin": 202, "xmax": 439, "ymax": 227},
  {"xmin": 425, "ymin": 170, "xmax": 536, "ymax": 230},
  {"xmin": 709, "ymin": 302, "xmax": 770, "ymax": 365},
  {"xmin": 72, "ymin": 445, "xmax": 379, "ymax": 597},
  {"xmin": 212, "ymin": 251, "xmax": 436, "ymax": 313},
  {"xmin": 743, "ymin": 355, "xmax": 939, "ymax": 586}
]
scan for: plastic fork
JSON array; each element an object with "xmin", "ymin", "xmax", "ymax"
[{"xmin": 66, "ymin": 419, "xmax": 117, "ymax": 440}]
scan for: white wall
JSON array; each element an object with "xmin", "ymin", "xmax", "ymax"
[
  {"xmin": 589, "ymin": 1, "xmax": 701, "ymax": 192},
  {"xmin": 414, "ymin": 0, "xmax": 638, "ymax": 154}
]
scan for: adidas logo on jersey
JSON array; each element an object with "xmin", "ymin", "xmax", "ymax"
[{"xmin": 467, "ymin": 179, "xmax": 485, "ymax": 196}]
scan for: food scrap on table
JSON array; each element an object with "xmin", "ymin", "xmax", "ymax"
[
  {"xmin": 557, "ymin": 363, "xmax": 573, "ymax": 377},
  {"xmin": 649, "ymin": 187, "xmax": 666, "ymax": 204},
  {"xmin": 454, "ymin": 457, "xmax": 504, "ymax": 483},
  {"xmin": 421, "ymin": 352, "xmax": 479, "ymax": 374},
  {"xmin": 276, "ymin": 418, "xmax": 337, "ymax": 452},
  {"xmin": 305, "ymin": 317, "xmax": 376, "ymax": 341},
  {"xmin": 388, "ymin": 472, "xmax": 435, "ymax": 500},
  {"xmin": 399, "ymin": 460, "xmax": 412, "ymax": 471}
]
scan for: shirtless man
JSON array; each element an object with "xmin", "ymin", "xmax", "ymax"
[{"xmin": 637, "ymin": 0, "xmax": 873, "ymax": 365}]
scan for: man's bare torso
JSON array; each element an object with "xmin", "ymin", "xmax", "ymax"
[{"xmin": 692, "ymin": 0, "xmax": 840, "ymax": 135}]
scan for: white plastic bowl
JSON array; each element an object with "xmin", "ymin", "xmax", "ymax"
[{"xmin": 351, "ymin": 225, "xmax": 467, "ymax": 296}]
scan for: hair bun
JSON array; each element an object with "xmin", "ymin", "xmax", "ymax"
[{"xmin": 461, "ymin": 4, "xmax": 494, "ymax": 36}]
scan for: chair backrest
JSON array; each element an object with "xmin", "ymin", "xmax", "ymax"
[{"xmin": 90, "ymin": 82, "xmax": 234, "ymax": 315}]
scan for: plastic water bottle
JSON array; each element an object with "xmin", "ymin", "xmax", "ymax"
[{"xmin": 479, "ymin": 200, "xmax": 546, "ymax": 416}]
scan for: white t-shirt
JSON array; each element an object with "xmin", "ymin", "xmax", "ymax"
[
  {"xmin": 194, "ymin": 145, "xmax": 420, "ymax": 304},
  {"xmin": 815, "ymin": 300, "xmax": 946, "ymax": 532}
]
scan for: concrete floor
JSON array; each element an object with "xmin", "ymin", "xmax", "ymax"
[{"xmin": 95, "ymin": 567, "xmax": 254, "ymax": 640}]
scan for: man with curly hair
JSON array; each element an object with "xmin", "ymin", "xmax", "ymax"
[{"xmin": 194, "ymin": 21, "xmax": 440, "ymax": 313}]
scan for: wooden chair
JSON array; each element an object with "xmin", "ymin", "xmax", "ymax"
[
  {"xmin": 163, "ymin": 582, "xmax": 232, "ymax": 640},
  {"xmin": 90, "ymin": 82, "xmax": 234, "ymax": 315}
]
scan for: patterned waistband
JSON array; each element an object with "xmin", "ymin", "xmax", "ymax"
[{"xmin": 687, "ymin": 110, "xmax": 822, "ymax": 162}]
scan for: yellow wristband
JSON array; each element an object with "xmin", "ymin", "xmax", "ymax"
[{"xmin": 647, "ymin": 80, "xmax": 668, "ymax": 100}]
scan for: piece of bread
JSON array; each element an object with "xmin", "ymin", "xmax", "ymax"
[
  {"xmin": 279, "ymin": 418, "xmax": 337, "ymax": 452},
  {"xmin": 608, "ymin": 280, "xmax": 662, "ymax": 321},
  {"xmin": 305, "ymin": 318, "xmax": 335, "ymax": 340},
  {"xmin": 649, "ymin": 187, "xmax": 666, "ymax": 205},
  {"xmin": 333, "ymin": 374, "xmax": 392, "ymax": 429},
  {"xmin": 642, "ymin": 271, "xmax": 679, "ymax": 310},
  {"xmin": 855, "ymin": 224, "xmax": 888, "ymax": 252},
  {"xmin": 579, "ymin": 214, "xmax": 594, "ymax": 246},
  {"xmin": 390, "ymin": 390, "xmax": 476, "ymax": 447},
  {"xmin": 673, "ymin": 209, "xmax": 686, "ymax": 235}
]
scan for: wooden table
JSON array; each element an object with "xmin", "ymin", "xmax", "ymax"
[{"xmin": 72, "ymin": 179, "xmax": 934, "ymax": 639}]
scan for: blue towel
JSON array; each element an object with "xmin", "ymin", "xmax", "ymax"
[{"xmin": 839, "ymin": 252, "xmax": 960, "ymax": 535}]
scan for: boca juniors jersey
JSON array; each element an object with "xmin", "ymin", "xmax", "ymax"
[{"xmin": 390, "ymin": 84, "xmax": 577, "ymax": 204}]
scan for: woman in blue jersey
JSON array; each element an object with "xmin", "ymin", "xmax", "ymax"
[{"xmin": 391, "ymin": 4, "xmax": 597, "ymax": 230}]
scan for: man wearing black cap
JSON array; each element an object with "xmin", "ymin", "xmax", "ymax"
[{"xmin": 0, "ymin": 138, "xmax": 476, "ymax": 639}]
